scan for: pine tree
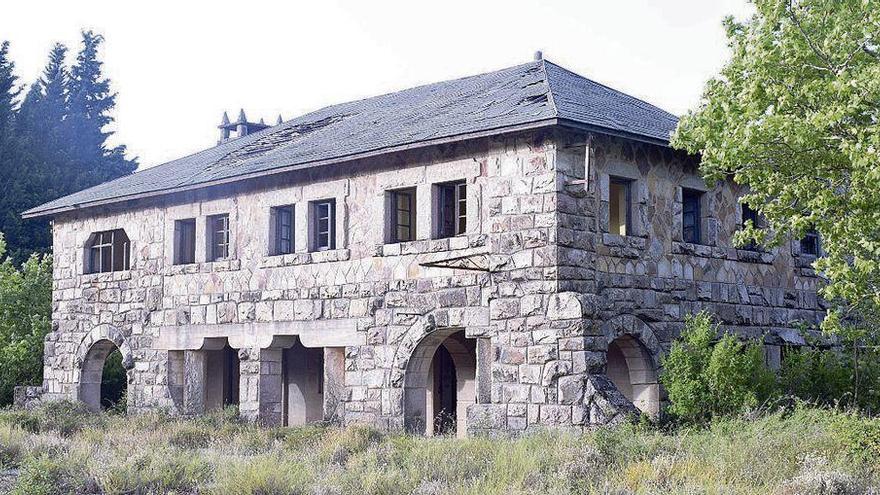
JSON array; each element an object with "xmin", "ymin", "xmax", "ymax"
[{"xmin": 66, "ymin": 31, "xmax": 136, "ymax": 190}]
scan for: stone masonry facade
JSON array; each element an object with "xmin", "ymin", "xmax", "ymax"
[{"xmin": 31, "ymin": 127, "xmax": 824, "ymax": 434}]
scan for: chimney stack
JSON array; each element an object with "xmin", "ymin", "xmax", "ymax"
[{"xmin": 217, "ymin": 109, "xmax": 270, "ymax": 144}]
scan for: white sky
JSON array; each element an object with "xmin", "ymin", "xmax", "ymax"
[{"xmin": 2, "ymin": 0, "xmax": 752, "ymax": 170}]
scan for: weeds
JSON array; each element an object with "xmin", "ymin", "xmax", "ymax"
[{"xmin": 0, "ymin": 402, "xmax": 877, "ymax": 494}]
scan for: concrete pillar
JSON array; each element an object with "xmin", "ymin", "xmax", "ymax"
[
  {"xmin": 239, "ymin": 347, "xmax": 283, "ymax": 426},
  {"xmin": 183, "ymin": 350, "xmax": 207, "ymax": 415}
]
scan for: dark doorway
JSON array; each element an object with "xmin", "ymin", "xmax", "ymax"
[
  {"xmin": 100, "ymin": 348, "xmax": 127, "ymax": 412},
  {"xmin": 223, "ymin": 345, "xmax": 240, "ymax": 406},
  {"xmin": 432, "ymin": 344, "xmax": 458, "ymax": 435}
]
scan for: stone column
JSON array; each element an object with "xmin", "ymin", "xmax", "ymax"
[
  {"xmin": 238, "ymin": 347, "xmax": 283, "ymax": 426},
  {"xmin": 323, "ymin": 347, "xmax": 346, "ymax": 422},
  {"xmin": 183, "ymin": 350, "xmax": 207, "ymax": 416}
]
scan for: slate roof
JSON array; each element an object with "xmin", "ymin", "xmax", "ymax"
[{"xmin": 23, "ymin": 59, "xmax": 678, "ymax": 218}]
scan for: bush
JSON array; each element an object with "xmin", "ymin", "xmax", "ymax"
[
  {"xmin": 11, "ymin": 454, "xmax": 92, "ymax": 495},
  {"xmin": 661, "ymin": 311, "xmax": 777, "ymax": 424}
]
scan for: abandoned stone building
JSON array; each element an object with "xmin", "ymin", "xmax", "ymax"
[{"xmin": 19, "ymin": 55, "xmax": 825, "ymax": 436}]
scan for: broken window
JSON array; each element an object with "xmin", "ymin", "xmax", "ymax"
[
  {"xmin": 86, "ymin": 229, "xmax": 130, "ymax": 274},
  {"xmin": 436, "ymin": 181, "xmax": 467, "ymax": 239},
  {"xmin": 801, "ymin": 229, "xmax": 820, "ymax": 257},
  {"xmin": 682, "ymin": 189, "xmax": 703, "ymax": 244},
  {"xmin": 388, "ymin": 188, "xmax": 416, "ymax": 243},
  {"xmin": 208, "ymin": 214, "xmax": 230, "ymax": 261},
  {"xmin": 310, "ymin": 199, "xmax": 336, "ymax": 251},
  {"xmin": 608, "ymin": 177, "xmax": 632, "ymax": 236},
  {"xmin": 272, "ymin": 205, "xmax": 295, "ymax": 255},
  {"xmin": 174, "ymin": 219, "xmax": 196, "ymax": 265}
]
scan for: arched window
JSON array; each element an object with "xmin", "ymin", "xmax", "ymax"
[{"xmin": 86, "ymin": 229, "xmax": 130, "ymax": 274}]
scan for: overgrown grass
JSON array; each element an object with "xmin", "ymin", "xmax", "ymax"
[{"xmin": 0, "ymin": 402, "xmax": 877, "ymax": 494}]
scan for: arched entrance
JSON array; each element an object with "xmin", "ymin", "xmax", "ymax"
[
  {"xmin": 404, "ymin": 329, "xmax": 476, "ymax": 437},
  {"xmin": 204, "ymin": 343, "xmax": 240, "ymax": 411},
  {"xmin": 282, "ymin": 339, "xmax": 325, "ymax": 426},
  {"xmin": 79, "ymin": 339, "xmax": 129, "ymax": 412},
  {"xmin": 606, "ymin": 334, "xmax": 660, "ymax": 416}
]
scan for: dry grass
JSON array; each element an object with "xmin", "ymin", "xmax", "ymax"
[{"xmin": 0, "ymin": 402, "xmax": 877, "ymax": 494}]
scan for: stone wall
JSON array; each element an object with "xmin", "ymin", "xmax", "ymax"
[{"xmin": 34, "ymin": 128, "xmax": 824, "ymax": 433}]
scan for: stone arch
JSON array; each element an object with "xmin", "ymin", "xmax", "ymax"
[
  {"xmin": 74, "ymin": 325, "xmax": 134, "ymax": 412},
  {"xmin": 600, "ymin": 315, "xmax": 663, "ymax": 416},
  {"xmin": 389, "ymin": 309, "xmax": 483, "ymax": 437}
]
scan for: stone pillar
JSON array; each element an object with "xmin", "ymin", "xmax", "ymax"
[
  {"xmin": 238, "ymin": 347, "xmax": 283, "ymax": 426},
  {"xmin": 167, "ymin": 351, "xmax": 185, "ymax": 414},
  {"xmin": 183, "ymin": 350, "xmax": 206, "ymax": 415},
  {"xmin": 323, "ymin": 347, "xmax": 346, "ymax": 423}
]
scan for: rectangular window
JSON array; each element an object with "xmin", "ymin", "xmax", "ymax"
[
  {"xmin": 310, "ymin": 199, "xmax": 336, "ymax": 251},
  {"xmin": 436, "ymin": 181, "xmax": 467, "ymax": 238},
  {"xmin": 273, "ymin": 205, "xmax": 295, "ymax": 255},
  {"xmin": 608, "ymin": 177, "xmax": 632, "ymax": 236},
  {"xmin": 682, "ymin": 189, "xmax": 703, "ymax": 244},
  {"xmin": 388, "ymin": 188, "xmax": 416, "ymax": 243},
  {"xmin": 208, "ymin": 214, "xmax": 230, "ymax": 261},
  {"xmin": 741, "ymin": 203, "xmax": 761, "ymax": 251},
  {"xmin": 801, "ymin": 229, "xmax": 820, "ymax": 256},
  {"xmin": 174, "ymin": 219, "xmax": 196, "ymax": 265}
]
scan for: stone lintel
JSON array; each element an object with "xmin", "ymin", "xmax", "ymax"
[{"xmin": 155, "ymin": 319, "xmax": 363, "ymax": 351}]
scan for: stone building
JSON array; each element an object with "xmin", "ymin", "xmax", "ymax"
[{"xmin": 20, "ymin": 55, "xmax": 824, "ymax": 435}]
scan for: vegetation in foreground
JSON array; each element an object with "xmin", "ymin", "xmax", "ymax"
[{"xmin": 0, "ymin": 402, "xmax": 876, "ymax": 495}]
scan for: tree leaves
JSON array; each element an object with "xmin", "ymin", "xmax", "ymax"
[{"xmin": 673, "ymin": 0, "xmax": 880, "ymax": 335}]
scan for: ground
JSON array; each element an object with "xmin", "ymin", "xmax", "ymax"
[{"xmin": 0, "ymin": 402, "xmax": 877, "ymax": 494}]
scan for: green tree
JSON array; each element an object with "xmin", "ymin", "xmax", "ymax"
[
  {"xmin": 672, "ymin": 0, "xmax": 880, "ymax": 336},
  {"xmin": 0, "ymin": 232, "xmax": 52, "ymax": 405},
  {"xmin": 0, "ymin": 33, "xmax": 137, "ymax": 264},
  {"xmin": 661, "ymin": 312, "xmax": 777, "ymax": 423}
]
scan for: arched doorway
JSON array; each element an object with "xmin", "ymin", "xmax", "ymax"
[
  {"xmin": 404, "ymin": 329, "xmax": 476, "ymax": 437},
  {"xmin": 606, "ymin": 334, "xmax": 660, "ymax": 416},
  {"xmin": 79, "ymin": 339, "xmax": 129, "ymax": 412}
]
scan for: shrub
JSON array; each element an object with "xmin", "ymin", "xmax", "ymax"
[
  {"xmin": 661, "ymin": 311, "xmax": 776, "ymax": 424},
  {"xmin": 11, "ymin": 453, "xmax": 92, "ymax": 495}
]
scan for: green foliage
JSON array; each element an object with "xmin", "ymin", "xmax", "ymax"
[
  {"xmin": 0, "ymin": 32, "xmax": 137, "ymax": 264},
  {"xmin": 661, "ymin": 312, "xmax": 777, "ymax": 423},
  {"xmin": 0, "ymin": 405, "xmax": 877, "ymax": 494},
  {"xmin": 100, "ymin": 348, "xmax": 127, "ymax": 412},
  {"xmin": 0, "ymin": 233, "xmax": 52, "ymax": 405},
  {"xmin": 671, "ymin": 0, "xmax": 880, "ymax": 336}
]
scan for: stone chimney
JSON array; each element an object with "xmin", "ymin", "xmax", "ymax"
[{"xmin": 217, "ymin": 108, "xmax": 271, "ymax": 144}]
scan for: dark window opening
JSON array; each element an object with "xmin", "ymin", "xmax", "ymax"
[
  {"xmin": 436, "ymin": 181, "xmax": 467, "ymax": 239},
  {"xmin": 174, "ymin": 219, "xmax": 196, "ymax": 265},
  {"xmin": 682, "ymin": 189, "xmax": 703, "ymax": 244},
  {"xmin": 741, "ymin": 203, "xmax": 761, "ymax": 251},
  {"xmin": 86, "ymin": 229, "xmax": 130, "ymax": 274},
  {"xmin": 310, "ymin": 199, "xmax": 336, "ymax": 252},
  {"xmin": 609, "ymin": 177, "xmax": 633, "ymax": 236},
  {"xmin": 273, "ymin": 205, "xmax": 295, "ymax": 255},
  {"xmin": 801, "ymin": 229, "xmax": 820, "ymax": 257},
  {"xmin": 208, "ymin": 214, "xmax": 230, "ymax": 261},
  {"xmin": 389, "ymin": 188, "xmax": 416, "ymax": 243}
]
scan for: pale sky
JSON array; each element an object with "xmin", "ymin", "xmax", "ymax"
[{"xmin": 2, "ymin": 0, "xmax": 752, "ymax": 169}]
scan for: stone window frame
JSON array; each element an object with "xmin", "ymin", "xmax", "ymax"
[
  {"xmin": 309, "ymin": 198, "xmax": 337, "ymax": 252},
  {"xmin": 173, "ymin": 218, "xmax": 197, "ymax": 265},
  {"xmin": 83, "ymin": 229, "xmax": 131, "ymax": 274},
  {"xmin": 298, "ymin": 179, "xmax": 347, "ymax": 254},
  {"xmin": 268, "ymin": 204, "xmax": 296, "ymax": 256},
  {"xmin": 385, "ymin": 187, "xmax": 417, "ymax": 244},
  {"xmin": 433, "ymin": 180, "xmax": 468, "ymax": 240},
  {"xmin": 598, "ymin": 162, "xmax": 647, "ymax": 240},
  {"xmin": 672, "ymin": 179, "xmax": 718, "ymax": 247},
  {"xmin": 206, "ymin": 213, "xmax": 230, "ymax": 262}
]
